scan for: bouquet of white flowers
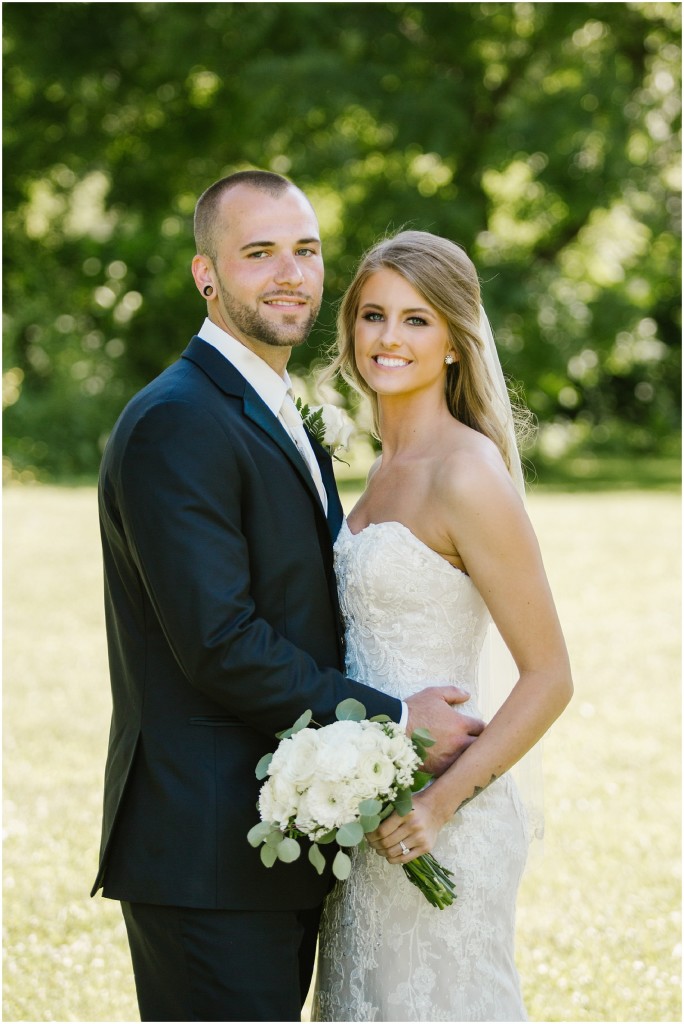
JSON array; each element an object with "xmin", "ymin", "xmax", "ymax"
[{"xmin": 247, "ymin": 699, "xmax": 457, "ymax": 909}]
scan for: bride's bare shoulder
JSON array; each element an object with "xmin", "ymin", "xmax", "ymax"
[{"xmin": 434, "ymin": 427, "xmax": 517, "ymax": 509}]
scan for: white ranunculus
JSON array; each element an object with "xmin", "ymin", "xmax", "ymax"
[
  {"xmin": 305, "ymin": 778, "xmax": 362, "ymax": 830},
  {"xmin": 347, "ymin": 725, "xmax": 395, "ymax": 796},
  {"xmin": 290, "ymin": 788, "xmax": 322, "ymax": 837},
  {"xmin": 258, "ymin": 771, "xmax": 299, "ymax": 828},
  {"xmin": 357, "ymin": 753, "xmax": 397, "ymax": 797},
  {"xmin": 384, "ymin": 726, "xmax": 422, "ymax": 778}
]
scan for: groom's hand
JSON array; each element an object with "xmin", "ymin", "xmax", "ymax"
[{"xmin": 405, "ymin": 686, "xmax": 485, "ymax": 777}]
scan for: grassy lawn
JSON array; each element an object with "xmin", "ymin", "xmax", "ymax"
[{"xmin": 3, "ymin": 484, "xmax": 681, "ymax": 1022}]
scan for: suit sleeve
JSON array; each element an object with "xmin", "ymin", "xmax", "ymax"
[{"xmin": 109, "ymin": 398, "xmax": 402, "ymax": 736}]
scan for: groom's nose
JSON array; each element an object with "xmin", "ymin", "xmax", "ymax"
[{"xmin": 273, "ymin": 252, "xmax": 304, "ymax": 286}]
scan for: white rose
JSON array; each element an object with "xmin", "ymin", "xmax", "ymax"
[
  {"xmin": 314, "ymin": 720, "xmax": 365, "ymax": 780},
  {"xmin": 269, "ymin": 728, "xmax": 320, "ymax": 789},
  {"xmin": 315, "ymin": 404, "xmax": 354, "ymax": 452}
]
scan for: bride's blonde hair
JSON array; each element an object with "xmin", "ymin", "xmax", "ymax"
[{"xmin": 327, "ymin": 230, "xmax": 528, "ymax": 473}]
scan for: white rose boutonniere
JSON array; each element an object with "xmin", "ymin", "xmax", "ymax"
[{"xmin": 295, "ymin": 398, "xmax": 354, "ymax": 461}]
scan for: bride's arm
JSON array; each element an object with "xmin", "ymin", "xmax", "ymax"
[{"xmin": 367, "ymin": 454, "xmax": 573, "ymax": 863}]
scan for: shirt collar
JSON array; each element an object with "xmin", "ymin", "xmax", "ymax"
[{"xmin": 198, "ymin": 317, "xmax": 291, "ymax": 417}]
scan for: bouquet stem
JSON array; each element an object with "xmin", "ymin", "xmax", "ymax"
[{"xmin": 402, "ymin": 853, "xmax": 457, "ymax": 909}]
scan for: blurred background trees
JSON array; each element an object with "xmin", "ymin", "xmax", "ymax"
[{"xmin": 3, "ymin": 1, "xmax": 681, "ymax": 481}]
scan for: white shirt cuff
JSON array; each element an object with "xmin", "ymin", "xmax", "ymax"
[{"xmin": 399, "ymin": 700, "xmax": 409, "ymax": 731}]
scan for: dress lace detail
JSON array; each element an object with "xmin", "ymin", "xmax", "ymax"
[{"xmin": 312, "ymin": 520, "xmax": 529, "ymax": 1022}]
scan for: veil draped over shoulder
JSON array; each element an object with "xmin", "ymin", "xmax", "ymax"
[{"xmin": 477, "ymin": 306, "xmax": 545, "ymax": 844}]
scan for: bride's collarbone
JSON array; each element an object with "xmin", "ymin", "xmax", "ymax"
[{"xmin": 349, "ymin": 464, "xmax": 473, "ymax": 568}]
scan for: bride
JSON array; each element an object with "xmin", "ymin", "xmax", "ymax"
[{"xmin": 312, "ymin": 231, "xmax": 573, "ymax": 1022}]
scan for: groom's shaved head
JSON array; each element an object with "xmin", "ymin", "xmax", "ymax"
[{"xmin": 194, "ymin": 170, "xmax": 305, "ymax": 264}]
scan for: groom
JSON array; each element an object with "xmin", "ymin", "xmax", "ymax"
[{"xmin": 92, "ymin": 170, "xmax": 484, "ymax": 1021}]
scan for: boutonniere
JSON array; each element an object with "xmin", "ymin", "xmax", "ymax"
[{"xmin": 295, "ymin": 398, "xmax": 354, "ymax": 462}]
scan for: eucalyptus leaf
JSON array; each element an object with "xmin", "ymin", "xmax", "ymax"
[
  {"xmin": 379, "ymin": 804, "xmax": 395, "ymax": 821},
  {"xmin": 336, "ymin": 821, "xmax": 365, "ymax": 846},
  {"xmin": 410, "ymin": 770, "xmax": 433, "ymax": 793},
  {"xmin": 332, "ymin": 849, "xmax": 352, "ymax": 880},
  {"xmin": 369, "ymin": 714, "xmax": 391, "ymax": 723},
  {"xmin": 308, "ymin": 843, "xmax": 326, "ymax": 876},
  {"xmin": 260, "ymin": 844, "xmax": 278, "ymax": 868},
  {"xmin": 411, "ymin": 727, "xmax": 436, "ymax": 748},
  {"xmin": 316, "ymin": 830, "xmax": 337, "ymax": 845},
  {"xmin": 277, "ymin": 837, "xmax": 301, "ymax": 863},
  {"xmin": 290, "ymin": 709, "xmax": 313, "ymax": 735},
  {"xmin": 412, "ymin": 738, "xmax": 431, "ymax": 763},
  {"xmin": 275, "ymin": 727, "xmax": 293, "ymax": 740},
  {"xmin": 255, "ymin": 753, "xmax": 273, "ymax": 780},
  {"xmin": 393, "ymin": 788, "xmax": 414, "ymax": 816},
  {"xmin": 358, "ymin": 798, "xmax": 382, "ymax": 816},
  {"xmin": 335, "ymin": 698, "xmax": 366, "ymax": 722},
  {"xmin": 246, "ymin": 821, "xmax": 275, "ymax": 847},
  {"xmin": 360, "ymin": 814, "xmax": 381, "ymax": 833},
  {"xmin": 265, "ymin": 829, "xmax": 285, "ymax": 848}
]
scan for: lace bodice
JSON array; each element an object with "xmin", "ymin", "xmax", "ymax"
[
  {"xmin": 313, "ymin": 519, "xmax": 529, "ymax": 1023},
  {"xmin": 335, "ymin": 519, "xmax": 490, "ymax": 711}
]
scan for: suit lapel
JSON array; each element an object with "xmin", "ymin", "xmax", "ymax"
[
  {"xmin": 310, "ymin": 438, "xmax": 344, "ymax": 540},
  {"xmin": 182, "ymin": 336, "xmax": 330, "ymax": 521},
  {"xmin": 242, "ymin": 392, "xmax": 326, "ymax": 513}
]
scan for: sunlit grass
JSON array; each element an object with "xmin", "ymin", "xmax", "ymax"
[
  {"xmin": 3, "ymin": 485, "xmax": 681, "ymax": 1022},
  {"xmin": 513, "ymin": 490, "xmax": 681, "ymax": 1023}
]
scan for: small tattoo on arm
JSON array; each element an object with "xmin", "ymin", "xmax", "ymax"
[{"xmin": 457, "ymin": 773, "xmax": 498, "ymax": 811}]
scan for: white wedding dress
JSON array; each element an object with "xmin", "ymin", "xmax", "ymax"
[{"xmin": 312, "ymin": 519, "xmax": 530, "ymax": 1023}]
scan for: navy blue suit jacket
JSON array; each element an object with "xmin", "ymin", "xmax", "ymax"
[{"xmin": 92, "ymin": 336, "xmax": 402, "ymax": 910}]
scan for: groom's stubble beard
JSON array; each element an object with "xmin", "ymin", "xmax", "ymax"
[{"xmin": 216, "ymin": 276, "xmax": 322, "ymax": 350}]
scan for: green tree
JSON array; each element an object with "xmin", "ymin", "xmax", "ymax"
[{"xmin": 3, "ymin": 2, "xmax": 680, "ymax": 479}]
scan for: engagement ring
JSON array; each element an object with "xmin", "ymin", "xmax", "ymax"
[{"xmin": 399, "ymin": 840, "xmax": 410, "ymax": 856}]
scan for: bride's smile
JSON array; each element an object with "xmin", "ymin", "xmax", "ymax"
[
  {"xmin": 355, "ymin": 268, "xmax": 455, "ymax": 397},
  {"xmin": 373, "ymin": 354, "xmax": 413, "ymax": 368}
]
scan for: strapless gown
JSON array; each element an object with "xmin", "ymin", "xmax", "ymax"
[{"xmin": 312, "ymin": 520, "xmax": 530, "ymax": 1022}]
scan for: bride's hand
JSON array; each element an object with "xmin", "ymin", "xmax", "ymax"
[{"xmin": 366, "ymin": 791, "xmax": 448, "ymax": 864}]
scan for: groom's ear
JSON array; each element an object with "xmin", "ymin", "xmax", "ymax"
[{"xmin": 191, "ymin": 254, "xmax": 216, "ymax": 299}]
